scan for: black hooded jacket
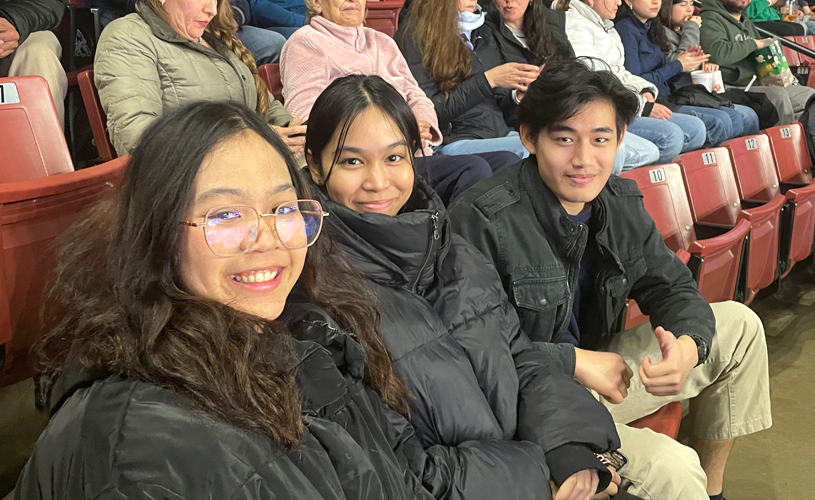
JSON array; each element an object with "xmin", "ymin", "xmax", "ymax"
[
  {"xmin": 290, "ymin": 179, "xmax": 622, "ymax": 496},
  {"xmin": 14, "ymin": 332, "xmax": 436, "ymax": 500}
]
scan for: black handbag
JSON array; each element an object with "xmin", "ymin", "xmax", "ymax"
[
  {"xmin": 667, "ymin": 84, "xmax": 734, "ymax": 109},
  {"xmin": 722, "ymin": 88, "xmax": 781, "ymax": 129}
]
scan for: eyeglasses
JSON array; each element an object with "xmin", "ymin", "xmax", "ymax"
[{"xmin": 180, "ymin": 199, "xmax": 328, "ymax": 256}]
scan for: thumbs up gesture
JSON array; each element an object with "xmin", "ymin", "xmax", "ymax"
[{"xmin": 639, "ymin": 328, "xmax": 699, "ymax": 397}]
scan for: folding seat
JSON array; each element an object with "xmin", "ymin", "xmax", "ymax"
[
  {"xmin": 628, "ymin": 401, "xmax": 683, "ymax": 439},
  {"xmin": 363, "ymin": 0, "xmax": 405, "ymax": 37},
  {"xmin": 0, "ymin": 76, "xmax": 74, "ymax": 182},
  {"xmin": 258, "ymin": 63, "xmax": 284, "ymax": 104},
  {"xmin": 761, "ymin": 123, "xmax": 815, "ymax": 275},
  {"xmin": 782, "ymin": 37, "xmax": 802, "ymax": 67},
  {"xmin": 0, "ymin": 156, "xmax": 129, "ymax": 387},
  {"xmin": 620, "ymin": 164, "xmax": 750, "ymax": 304},
  {"xmin": 676, "ymin": 148, "xmax": 784, "ymax": 304},
  {"xmin": 77, "ymin": 69, "xmax": 116, "ymax": 162}
]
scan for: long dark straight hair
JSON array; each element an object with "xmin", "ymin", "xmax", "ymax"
[
  {"xmin": 36, "ymin": 101, "xmax": 408, "ymax": 448},
  {"xmin": 305, "ymin": 75, "xmax": 423, "ymax": 184},
  {"xmin": 520, "ymin": 0, "xmax": 558, "ymax": 65},
  {"xmin": 615, "ymin": 1, "xmax": 671, "ymax": 53}
]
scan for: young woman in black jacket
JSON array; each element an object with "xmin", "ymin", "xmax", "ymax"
[
  {"xmin": 299, "ymin": 74, "xmax": 644, "ymax": 500},
  {"xmin": 394, "ymin": 0, "xmax": 541, "ymax": 159},
  {"xmin": 14, "ymin": 101, "xmax": 436, "ymax": 500}
]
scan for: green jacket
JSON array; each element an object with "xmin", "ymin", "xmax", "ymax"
[
  {"xmin": 745, "ymin": 0, "xmax": 781, "ymax": 22},
  {"xmin": 700, "ymin": 0, "xmax": 760, "ymax": 86},
  {"xmin": 95, "ymin": 2, "xmax": 290, "ymax": 156}
]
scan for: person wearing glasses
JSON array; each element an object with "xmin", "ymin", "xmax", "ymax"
[
  {"xmin": 14, "ymin": 101, "xmax": 439, "ymax": 500},
  {"xmin": 292, "ymin": 74, "xmax": 645, "ymax": 500}
]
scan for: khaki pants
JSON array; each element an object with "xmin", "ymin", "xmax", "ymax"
[
  {"xmin": 603, "ymin": 301, "xmax": 772, "ymax": 500},
  {"xmin": 8, "ymin": 31, "xmax": 67, "ymax": 127}
]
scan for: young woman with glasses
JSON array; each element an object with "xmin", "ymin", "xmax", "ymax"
[{"xmin": 15, "ymin": 101, "xmax": 438, "ymax": 500}]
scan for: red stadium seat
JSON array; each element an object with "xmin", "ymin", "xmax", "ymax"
[
  {"xmin": 794, "ymin": 36, "xmax": 815, "ymax": 66},
  {"xmin": 628, "ymin": 401, "xmax": 683, "ymax": 439},
  {"xmin": 0, "ymin": 156, "xmax": 128, "ymax": 387},
  {"xmin": 364, "ymin": 0, "xmax": 405, "ymax": 37},
  {"xmin": 620, "ymin": 164, "xmax": 750, "ymax": 304},
  {"xmin": 676, "ymin": 148, "xmax": 784, "ymax": 304},
  {"xmin": 258, "ymin": 63, "xmax": 284, "ymax": 104},
  {"xmin": 0, "ymin": 76, "xmax": 73, "ymax": 182},
  {"xmin": 783, "ymin": 37, "xmax": 802, "ymax": 67},
  {"xmin": 77, "ymin": 69, "xmax": 116, "ymax": 162},
  {"xmin": 761, "ymin": 124, "xmax": 815, "ymax": 275}
]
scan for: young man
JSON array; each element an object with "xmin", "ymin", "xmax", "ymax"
[
  {"xmin": 449, "ymin": 59, "xmax": 771, "ymax": 500},
  {"xmin": 700, "ymin": 0, "xmax": 815, "ymax": 124}
]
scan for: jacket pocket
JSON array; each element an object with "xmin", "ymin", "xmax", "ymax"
[
  {"xmin": 606, "ymin": 255, "xmax": 647, "ymax": 298},
  {"xmin": 511, "ymin": 278, "xmax": 569, "ymax": 342}
]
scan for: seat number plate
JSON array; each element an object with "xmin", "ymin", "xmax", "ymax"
[
  {"xmin": 0, "ymin": 83, "xmax": 20, "ymax": 105},
  {"xmin": 649, "ymin": 167, "xmax": 666, "ymax": 183},
  {"xmin": 745, "ymin": 138, "xmax": 758, "ymax": 150},
  {"xmin": 780, "ymin": 127, "xmax": 792, "ymax": 138},
  {"xmin": 702, "ymin": 151, "xmax": 717, "ymax": 165}
]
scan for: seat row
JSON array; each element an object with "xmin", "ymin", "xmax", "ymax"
[{"xmin": 619, "ymin": 122, "xmax": 815, "ymax": 331}]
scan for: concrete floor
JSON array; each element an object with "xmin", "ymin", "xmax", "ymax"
[{"xmin": 0, "ymin": 268, "xmax": 813, "ymax": 499}]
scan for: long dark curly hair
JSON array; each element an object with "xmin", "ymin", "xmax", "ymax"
[
  {"xmin": 35, "ymin": 101, "xmax": 409, "ymax": 449},
  {"xmin": 520, "ymin": 0, "xmax": 560, "ymax": 65}
]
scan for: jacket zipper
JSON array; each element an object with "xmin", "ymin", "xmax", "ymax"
[{"xmin": 412, "ymin": 211, "xmax": 440, "ymax": 293}]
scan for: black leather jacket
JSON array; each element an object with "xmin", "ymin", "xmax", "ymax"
[{"xmin": 449, "ymin": 157, "xmax": 716, "ymax": 371}]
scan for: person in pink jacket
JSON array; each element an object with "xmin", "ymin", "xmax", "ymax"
[{"xmin": 279, "ymin": 0, "xmax": 519, "ymax": 204}]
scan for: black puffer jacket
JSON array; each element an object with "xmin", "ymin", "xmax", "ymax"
[
  {"xmin": 0, "ymin": 0, "xmax": 65, "ymax": 42},
  {"xmin": 394, "ymin": 20, "xmax": 516, "ymax": 144},
  {"xmin": 15, "ymin": 333, "xmax": 435, "ymax": 500},
  {"xmin": 296, "ymin": 180, "xmax": 621, "ymax": 497}
]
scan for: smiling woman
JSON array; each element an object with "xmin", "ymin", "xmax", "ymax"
[{"xmin": 14, "ymin": 101, "xmax": 438, "ymax": 500}]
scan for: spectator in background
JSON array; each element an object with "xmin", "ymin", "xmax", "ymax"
[
  {"xmin": 0, "ymin": 0, "xmax": 68, "ymax": 127},
  {"xmin": 485, "ymin": 0, "xmax": 661, "ymax": 172},
  {"xmin": 14, "ymin": 100, "xmax": 438, "ymax": 500},
  {"xmin": 700, "ymin": 0, "xmax": 815, "ymax": 123},
  {"xmin": 280, "ymin": 0, "xmax": 520, "ymax": 204},
  {"xmin": 615, "ymin": 0, "xmax": 760, "ymax": 145},
  {"xmin": 562, "ymin": 0, "xmax": 707, "ymax": 164},
  {"xmin": 230, "ymin": 0, "xmax": 288, "ymax": 64},
  {"xmin": 94, "ymin": 0, "xmax": 305, "ymax": 157},
  {"xmin": 250, "ymin": 0, "xmax": 305, "ymax": 37},
  {"xmin": 744, "ymin": 0, "xmax": 803, "ymax": 36}
]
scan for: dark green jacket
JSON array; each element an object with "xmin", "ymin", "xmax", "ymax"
[
  {"xmin": 700, "ymin": 0, "xmax": 760, "ymax": 86},
  {"xmin": 448, "ymin": 157, "xmax": 715, "ymax": 370}
]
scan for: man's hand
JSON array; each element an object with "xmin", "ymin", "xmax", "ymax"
[
  {"xmin": 574, "ymin": 348, "xmax": 634, "ymax": 404},
  {"xmin": 649, "ymin": 102, "xmax": 673, "ymax": 120},
  {"xmin": 589, "ymin": 467, "xmax": 621, "ymax": 500},
  {"xmin": 639, "ymin": 327, "xmax": 698, "ymax": 396},
  {"xmin": 552, "ymin": 469, "xmax": 599, "ymax": 500},
  {"xmin": 272, "ymin": 117, "xmax": 306, "ymax": 155},
  {"xmin": 755, "ymin": 38, "xmax": 775, "ymax": 49},
  {"xmin": 0, "ymin": 18, "xmax": 20, "ymax": 58}
]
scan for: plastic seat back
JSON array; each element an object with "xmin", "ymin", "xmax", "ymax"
[
  {"xmin": 620, "ymin": 164, "xmax": 697, "ymax": 253},
  {"xmin": 783, "ymin": 37, "xmax": 802, "ymax": 66},
  {"xmin": 0, "ymin": 156, "xmax": 129, "ymax": 387},
  {"xmin": 363, "ymin": 0, "xmax": 405, "ymax": 36},
  {"xmin": 77, "ymin": 69, "xmax": 116, "ymax": 161},
  {"xmin": 763, "ymin": 123, "xmax": 812, "ymax": 184},
  {"xmin": 676, "ymin": 148, "xmax": 741, "ymax": 226},
  {"xmin": 258, "ymin": 63, "xmax": 284, "ymax": 104},
  {"xmin": 794, "ymin": 36, "xmax": 815, "ymax": 66},
  {"xmin": 0, "ymin": 76, "xmax": 74, "ymax": 183},
  {"xmin": 722, "ymin": 134, "xmax": 782, "ymax": 202}
]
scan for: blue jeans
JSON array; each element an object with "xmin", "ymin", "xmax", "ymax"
[
  {"xmin": 628, "ymin": 114, "xmax": 706, "ymax": 164},
  {"xmin": 236, "ymin": 25, "xmax": 286, "ymax": 65},
  {"xmin": 677, "ymin": 104, "xmax": 760, "ymax": 145},
  {"xmin": 615, "ymin": 131, "xmax": 660, "ymax": 174},
  {"xmin": 435, "ymin": 131, "xmax": 530, "ymax": 159}
]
